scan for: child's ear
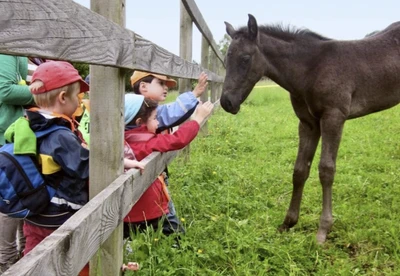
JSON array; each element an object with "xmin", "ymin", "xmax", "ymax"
[
  {"xmin": 135, "ymin": 118, "xmax": 143, "ymax": 125},
  {"xmin": 139, "ymin": 82, "xmax": 147, "ymax": 93},
  {"xmin": 58, "ymin": 91, "xmax": 67, "ymax": 103}
]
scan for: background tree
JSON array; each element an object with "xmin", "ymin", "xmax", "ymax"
[
  {"xmin": 72, "ymin": 62, "xmax": 89, "ymax": 79},
  {"xmin": 218, "ymin": 34, "xmax": 231, "ymax": 56}
]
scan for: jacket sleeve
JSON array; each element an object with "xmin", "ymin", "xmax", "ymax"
[
  {"xmin": 46, "ymin": 130, "xmax": 90, "ymax": 179},
  {"xmin": 156, "ymin": 91, "xmax": 199, "ymax": 128},
  {"xmin": 144, "ymin": 121, "xmax": 200, "ymax": 153},
  {"xmin": 0, "ymin": 55, "xmax": 34, "ymax": 105}
]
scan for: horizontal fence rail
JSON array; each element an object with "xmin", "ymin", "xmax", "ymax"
[
  {"xmin": 3, "ymin": 151, "xmax": 177, "ymax": 275},
  {"xmin": 0, "ymin": 0, "xmax": 224, "ymax": 274},
  {"xmin": 0, "ymin": 0, "xmax": 224, "ymax": 82}
]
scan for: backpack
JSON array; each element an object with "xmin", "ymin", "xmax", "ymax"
[{"xmin": 0, "ymin": 125, "xmax": 69, "ymax": 218}]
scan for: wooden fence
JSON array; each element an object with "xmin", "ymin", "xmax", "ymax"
[{"xmin": 0, "ymin": 0, "xmax": 225, "ymax": 275}]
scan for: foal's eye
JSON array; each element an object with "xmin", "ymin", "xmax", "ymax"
[{"xmin": 241, "ymin": 55, "xmax": 251, "ymax": 64}]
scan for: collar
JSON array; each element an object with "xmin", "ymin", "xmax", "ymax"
[{"xmin": 28, "ymin": 107, "xmax": 78, "ymax": 131}]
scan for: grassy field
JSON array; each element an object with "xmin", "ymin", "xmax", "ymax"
[{"xmin": 124, "ymin": 85, "xmax": 400, "ymax": 275}]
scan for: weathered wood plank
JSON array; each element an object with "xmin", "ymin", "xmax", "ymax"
[
  {"xmin": 0, "ymin": 0, "xmax": 224, "ymax": 82},
  {"xmin": 3, "ymin": 151, "xmax": 178, "ymax": 276},
  {"xmin": 200, "ymin": 36, "xmax": 209, "ymax": 103},
  {"xmin": 210, "ymin": 51, "xmax": 218, "ymax": 102},
  {"xmin": 181, "ymin": 0, "xmax": 225, "ymax": 65},
  {"xmin": 179, "ymin": 1, "xmax": 194, "ymax": 93},
  {"xmin": 88, "ymin": 1, "xmax": 125, "ymax": 275}
]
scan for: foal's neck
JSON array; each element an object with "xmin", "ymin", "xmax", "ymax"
[{"xmin": 258, "ymin": 33, "xmax": 321, "ymax": 93}]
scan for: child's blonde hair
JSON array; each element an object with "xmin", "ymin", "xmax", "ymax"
[{"xmin": 33, "ymin": 82, "xmax": 80, "ymax": 108}]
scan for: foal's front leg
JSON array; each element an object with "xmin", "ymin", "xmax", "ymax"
[
  {"xmin": 279, "ymin": 119, "xmax": 320, "ymax": 232},
  {"xmin": 316, "ymin": 110, "xmax": 346, "ymax": 243}
]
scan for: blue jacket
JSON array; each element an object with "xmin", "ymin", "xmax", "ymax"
[
  {"xmin": 156, "ymin": 91, "xmax": 199, "ymax": 133},
  {"xmin": 24, "ymin": 110, "xmax": 89, "ymax": 228}
]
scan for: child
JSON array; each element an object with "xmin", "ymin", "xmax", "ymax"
[
  {"xmin": 131, "ymin": 71, "xmax": 208, "ymax": 132},
  {"xmin": 71, "ymin": 74, "xmax": 145, "ymax": 171},
  {"xmin": 130, "ymin": 71, "xmax": 208, "ymax": 233},
  {"xmin": 123, "ymin": 93, "xmax": 213, "ymax": 237},
  {"xmin": 76, "ymin": 74, "xmax": 90, "ymax": 144},
  {"xmin": 0, "ymin": 54, "xmax": 34, "ymax": 273},
  {"xmin": 5, "ymin": 61, "xmax": 90, "ymax": 275}
]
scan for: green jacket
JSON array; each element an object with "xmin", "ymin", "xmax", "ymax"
[{"xmin": 0, "ymin": 54, "xmax": 34, "ymax": 145}]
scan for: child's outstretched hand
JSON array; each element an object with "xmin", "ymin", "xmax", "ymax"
[
  {"xmin": 193, "ymin": 101, "xmax": 214, "ymax": 125},
  {"xmin": 193, "ymin": 72, "xmax": 208, "ymax": 97}
]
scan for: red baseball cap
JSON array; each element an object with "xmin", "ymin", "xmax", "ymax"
[{"xmin": 31, "ymin": 61, "xmax": 89, "ymax": 94}]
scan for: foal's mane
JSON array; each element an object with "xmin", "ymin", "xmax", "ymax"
[{"xmin": 237, "ymin": 24, "xmax": 331, "ymax": 42}]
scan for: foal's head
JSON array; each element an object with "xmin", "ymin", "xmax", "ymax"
[{"xmin": 221, "ymin": 14, "xmax": 264, "ymax": 114}]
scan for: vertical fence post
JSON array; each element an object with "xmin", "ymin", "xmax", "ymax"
[
  {"xmin": 200, "ymin": 36, "xmax": 209, "ymax": 135},
  {"xmin": 179, "ymin": 1, "xmax": 193, "ymax": 93},
  {"xmin": 218, "ymin": 63, "xmax": 224, "ymax": 99},
  {"xmin": 200, "ymin": 36, "xmax": 209, "ymax": 103},
  {"xmin": 89, "ymin": 0, "xmax": 125, "ymax": 275},
  {"xmin": 179, "ymin": 1, "xmax": 193, "ymax": 160},
  {"xmin": 210, "ymin": 51, "xmax": 217, "ymax": 103}
]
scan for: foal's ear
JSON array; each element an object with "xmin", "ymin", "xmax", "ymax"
[
  {"xmin": 247, "ymin": 14, "xmax": 258, "ymax": 41},
  {"xmin": 225, "ymin": 21, "xmax": 235, "ymax": 38}
]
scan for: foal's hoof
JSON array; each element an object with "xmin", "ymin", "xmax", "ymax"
[
  {"xmin": 316, "ymin": 231, "xmax": 327, "ymax": 244},
  {"xmin": 278, "ymin": 224, "xmax": 290, "ymax": 233}
]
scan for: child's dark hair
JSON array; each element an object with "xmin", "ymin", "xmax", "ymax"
[
  {"xmin": 128, "ymin": 98, "xmax": 158, "ymax": 126},
  {"xmin": 132, "ymin": 75, "xmax": 155, "ymax": 94}
]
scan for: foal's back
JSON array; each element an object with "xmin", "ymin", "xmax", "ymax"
[{"xmin": 311, "ymin": 21, "xmax": 400, "ymax": 119}]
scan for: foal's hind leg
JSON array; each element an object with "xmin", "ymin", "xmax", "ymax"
[
  {"xmin": 279, "ymin": 120, "xmax": 320, "ymax": 232},
  {"xmin": 316, "ymin": 111, "xmax": 346, "ymax": 243}
]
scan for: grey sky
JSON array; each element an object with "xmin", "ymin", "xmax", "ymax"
[{"xmin": 73, "ymin": 0, "xmax": 399, "ymax": 62}]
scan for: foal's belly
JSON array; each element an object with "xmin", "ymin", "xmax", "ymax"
[{"xmin": 348, "ymin": 95, "xmax": 400, "ymax": 119}]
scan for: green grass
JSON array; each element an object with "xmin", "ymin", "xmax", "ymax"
[{"xmin": 124, "ymin": 86, "xmax": 400, "ymax": 275}]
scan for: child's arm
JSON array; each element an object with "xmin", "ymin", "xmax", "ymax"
[
  {"xmin": 144, "ymin": 101, "xmax": 214, "ymax": 153},
  {"xmin": 45, "ymin": 130, "xmax": 89, "ymax": 179},
  {"xmin": 156, "ymin": 72, "xmax": 208, "ymax": 129},
  {"xmin": 192, "ymin": 101, "xmax": 214, "ymax": 125},
  {"xmin": 192, "ymin": 72, "xmax": 208, "ymax": 98},
  {"xmin": 156, "ymin": 93, "xmax": 198, "ymax": 128},
  {"xmin": 124, "ymin": 158, "xmax": 145, "ymax": 171},
  {"xmin": 0, "ymin": 55, "xmax": 34, "ymax": 105}
]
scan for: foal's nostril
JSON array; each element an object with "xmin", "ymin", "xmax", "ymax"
[{"xmin": 220, "ymin": 95, "xmax": 232, "ymax": 112}]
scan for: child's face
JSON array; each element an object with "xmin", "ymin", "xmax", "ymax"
[
  {"xmin": 141, "ymin": 78, "xmax": 169, "ymax": 102},
  {"xmin": 145, "ymin": 109, "xmax": 159, "ymax": 133},
  {"xmin": 63, "ymin": 88, "xmax": 82, "ymax": 118}
]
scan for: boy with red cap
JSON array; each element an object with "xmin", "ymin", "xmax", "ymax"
[{"xmin": 4, "ymin": 61, "xmax": 90, "ymax": 275}]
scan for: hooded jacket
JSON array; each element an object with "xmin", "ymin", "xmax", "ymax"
[
  {"xmin": 124, "ymin": 120, "xmax": 200, "ymax": 223},
  {"xmin": 22, "ymin": 110, "xmax": 89, "ymax": 228}
]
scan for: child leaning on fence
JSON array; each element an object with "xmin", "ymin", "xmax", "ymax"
[
  {"xmin": 130, "ymin": 70, "xmax": 208, "ymax": 234},
  {"xmin": 123, "ymin": 93, "xmax": 213, "ymax": 237},
  {"xmin": 4, "ymin": 61, "xmax": 90, "ymax": 275}
]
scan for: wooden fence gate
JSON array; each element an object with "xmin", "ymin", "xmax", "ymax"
[{"xmin": 0, "ymin": 0, "xmax": 225, "ymax": 275}]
